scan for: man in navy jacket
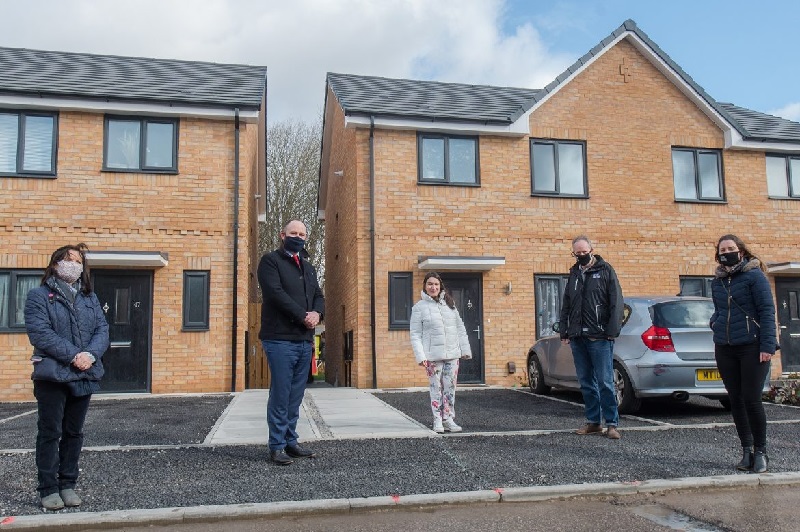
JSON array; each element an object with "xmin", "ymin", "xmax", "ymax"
[{"xmin": 258, "ymin": 220, "xmax": 324, "ymax": 465}]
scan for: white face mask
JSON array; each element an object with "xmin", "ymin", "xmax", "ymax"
[{"xmin": 55, "ymin": 260, "xmax": 83, "ymax": 284}]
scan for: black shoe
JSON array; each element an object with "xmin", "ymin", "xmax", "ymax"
[
  {"xmin": 737, "ymin": 446, "xmax": 754, "ymax": 471},
  {"xmin": 270, "ymin": 449, "xmax": 294, "ymax": 465},
  {"xmin": 753, "ymin": 449, "xmax": 769, "ymax": 474},
  {"xmin": 285, "ymin": 444, "xmax": 316, "ymax": 458}
]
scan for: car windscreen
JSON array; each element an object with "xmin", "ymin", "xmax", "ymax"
[{"xmin": 650, "ymin": 300, "xmax": 714, "ymax": 328}]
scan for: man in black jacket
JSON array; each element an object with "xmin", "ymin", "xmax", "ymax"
[
  {"xmin": 558, "ymin": 236, "xmax": 624, "ymax": 440},
  {"xmin": 258, "ymin": 220, "xmax": 324, "ymax": 465}
]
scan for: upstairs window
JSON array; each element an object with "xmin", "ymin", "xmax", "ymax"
[
  {"xmin": 418, "ymin": 134, "xmax": 479, "ymax": 185},
  {"xmin": 530, "ymin": 139, "xmax": 587, "ymax": 197},
  {"xmin": 672, "ymin": 148, "xmax": 724, "ymax": 202},
  {"xmin": 766, "ymin": 154, "xmax": 800, "ymax": 198},
  {"xmin": 104, "ymin": 116, "xmax": 178, "ymax": 172},
  {"xmin": 0, "ymin": 111, "xmax": 57, "ymax": 176}
]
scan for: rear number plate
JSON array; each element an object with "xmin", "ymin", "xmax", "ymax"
[{"xmin": 697, "ymin": 369, "xmax": 721, "ymax": 381}]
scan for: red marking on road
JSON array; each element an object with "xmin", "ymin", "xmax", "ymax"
[
  {"xmin": 494, "ymin": 488, "xmax": 504, "ymax": 494},
  {"xmin": 391, "ymin": 494, "xmax": 400, "ymax": 503},
  {"xmin": 1, "ymin": 516, "xmax": 16, "ymax": 525}
]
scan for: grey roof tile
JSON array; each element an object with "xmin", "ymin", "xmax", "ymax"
[
  {"xmin": 327, "ymin": 73, "xmax": 539, "ymax": 125},
  {"xmin": 326, "ymin": 20, "xmax": 800, "ymax": 144},
  {"xmin": 0, "ymin": 47, "xmax": 267, "ymax": 110},
  {"xmin": 718, "ymin": 103, "xmax": 800, "ymax": 143}
]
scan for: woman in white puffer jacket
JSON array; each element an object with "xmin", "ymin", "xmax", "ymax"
[{"xmin": 410, "ymin": 272, "xmax": 472, "ymax": 433}]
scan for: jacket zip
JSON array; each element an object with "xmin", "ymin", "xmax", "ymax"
[{"xmin": 726, "ymin": 277, "xmax": 732, "ymax": 343}]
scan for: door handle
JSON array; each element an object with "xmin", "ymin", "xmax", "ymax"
[{"xmin": 472, "ymin": 327, "xmax": 481, "ymax": 340}]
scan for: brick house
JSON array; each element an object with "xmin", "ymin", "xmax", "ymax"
[
  {"xmin": 0, "ymin": 47, "xmax": 267, "ymax": 401},
  {"xmin": 318, "ymin": 19, "xmax": 800, "ymax": 390}
]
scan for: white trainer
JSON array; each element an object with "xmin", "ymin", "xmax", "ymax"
[
  {"xmin": 432, "ymin": 420, "xmax": 445, "ymax": 433},
  {"xmin": 442, "ymin": 419, "xmax": 462, "ymax": 432}
]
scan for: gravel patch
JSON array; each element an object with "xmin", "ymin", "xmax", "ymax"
[
  {"xmin": 0, "ymin": 395, "xmax": 233, "ymax": 450},
  {"xmin": 2, "ymin": 423, "xmax": 799, "ymax": 517}
]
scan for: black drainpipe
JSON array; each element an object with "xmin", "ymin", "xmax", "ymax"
[
  {"xmin": 369, "ymin": 116, "xmax": 377, "ymax": 389},
  {"xmin": 231, "ymin": 108, "xmax": 240, "ymax": 392}
]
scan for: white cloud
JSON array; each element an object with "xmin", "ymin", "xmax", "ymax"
[
  {"xmin": 0, "ymin": 0, "xmax": 574, "ymax": 123},
  {"xmin": 770, "ymin": 103, "xmax": 800, "ymax": 122}
]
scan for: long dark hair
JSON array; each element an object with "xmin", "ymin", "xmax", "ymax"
[
  {"xmin": 423, "ymin": 272, "xmax": 456, "ymax": 309},
  {"xmin": 715, "ymin": 234, "xmax": 766, "ymax": 272},
  {"xmin": 42, "ymin": 243, "xmax": 93, "ymax": 294}
]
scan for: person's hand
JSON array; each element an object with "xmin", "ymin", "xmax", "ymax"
[
  {"xmin": 561, "ymin": 338, "xmax": 570, "ymax": 345},
  {"xmin": 760, "ymin": 352, "xmax": 773, "ymax": 363},
  {"xmin": 72, "ymin": 352, "xmax": 93, "ymax": 371},
  {"xmin": 419, "ymin": 360, "xmax": 429, "ymax": 367},
  {"xmin": 304, "ymin": 311, "xmax": 320, "ymax": 329}
]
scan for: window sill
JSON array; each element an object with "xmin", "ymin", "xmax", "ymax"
[
  {"xmin": 674, "ymin": 199, "xmax": 727, "ymax": 204},
  {"xmin": 0, "ymin": 173, "xmax": 57, "ymax": 179},
  {"xmin": 101, "ymin": 168, "xmax": 179, "ymax": 175},
  {"xmin": 417, "ymin": 181, "xmax": 480, "ymax": 187},
  {"xmin": 530, "ymin": 193, "xmax": 588, "ymax": 199},
  {"xmin": 181, "ymin": 327, "xmax": 210, "ymax": 332}
]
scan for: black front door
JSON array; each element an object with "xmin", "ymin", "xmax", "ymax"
[
  {"xmin": 440, "ymin": 273, "xmax": 483, "ymax": 384},
  {"xmin": 92, "ymin": 271, "xmax": 153, "ymax": 392},
  {"xmin": 776, "ymin": 277, "xmax": 800, "ymax": 373}
]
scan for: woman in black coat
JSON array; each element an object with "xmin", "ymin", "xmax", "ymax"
[
  {"xmin": 710, "ymin": 234, "xmax": 777, "ymax": 473},
  {"xmin": 25, "ymin": 244, "xmax": 109, "ymax": 510}
]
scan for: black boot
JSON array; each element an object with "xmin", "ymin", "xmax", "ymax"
[
  {"xmin": 752, "ymin": 447, "xmax": 769, "ymax": 474},
  {"xmin": 737, "ymin": 446, "xmax": 754, "ymax": 471}
]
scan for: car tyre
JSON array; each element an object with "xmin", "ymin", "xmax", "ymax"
[
  {"xmin": 719, "ymin": 397, "xmax": 732, "ymax": 411},
  {"xmin": 528, "ymin": 352, "xmax": 550, "ymax": 395},
  {"xmin": 613, "ymin": 362, "xmax": 641, "ymax": 414}
]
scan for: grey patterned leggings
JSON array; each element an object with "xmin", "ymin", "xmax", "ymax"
[{"xmin": 425, "ymin": 359, "xmax": 460, "ymax": 422}]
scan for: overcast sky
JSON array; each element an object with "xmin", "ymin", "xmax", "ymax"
[{"xmin": 2, "ymin": 0, "xmax": 798, "ymax": 125}]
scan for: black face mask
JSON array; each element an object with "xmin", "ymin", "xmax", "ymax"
[
  {"xmin": 284, "ymin": 236, "xmax": 306, "ymax": 253},
  {"xmin": 576, "ymin": 253, "xmax": 592, "ymax": 266},
  {"xmin": 719, "ymin": 251, "xmax": 741, "ymax": 266}
]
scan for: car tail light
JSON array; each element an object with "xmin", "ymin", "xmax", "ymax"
[{"xmin": 641, "ymin": 325, "xmax": 675, "ymax": 352}]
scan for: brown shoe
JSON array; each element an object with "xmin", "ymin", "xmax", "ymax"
[
  {"xmin": 606, "ymin": 426, "xmax": 621, "ymax": 440},
  {"xmin": 575, "ymin": 423, "xmax": 603, "ymax": 435}
]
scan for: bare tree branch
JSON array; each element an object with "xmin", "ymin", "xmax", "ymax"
[{"xmin": 258, "ymin": 118, "xmax": 325, "ymax": 287}]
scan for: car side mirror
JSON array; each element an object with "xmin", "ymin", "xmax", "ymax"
[{"xmin": 551, "ymin": 322, "xmax": 560, "ymax": 333}]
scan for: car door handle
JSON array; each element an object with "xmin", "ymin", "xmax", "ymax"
[{"xmin": 472, "ymin": 327, "xmax": 481, "ymax": 340}]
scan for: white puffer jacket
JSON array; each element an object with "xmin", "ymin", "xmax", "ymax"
[{"xmin": 409, "ymin": 291, "xmax": 472, "ymax": 364}]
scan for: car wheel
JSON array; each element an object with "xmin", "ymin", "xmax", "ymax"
[
  {"xmin": 528, "ymin": 352, "xmax": 550, "ymax": 395},
  {"xmin": 719, "ymin": 397, "xmax": 731, "ymax": 411},
  {"xmin": 613, "ymin": 362, "xmax": 641, "ymax": 414}
]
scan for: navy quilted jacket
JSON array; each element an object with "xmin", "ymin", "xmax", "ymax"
[
  {"xmin": 24, "ymin": 277, "xmax": 109, "ymax": 383},
  {"xmin": 710, "ymin": 259, "xmax": 777, "ymax": 353}
]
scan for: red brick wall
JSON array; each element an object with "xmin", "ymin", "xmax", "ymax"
[
  {"xmin": 322, "ymin": 40, "xmax": 797, "ymax": 388},
  {"xmin": 0, "ymin": 111, "xmax": 260, "ymax": 401}
]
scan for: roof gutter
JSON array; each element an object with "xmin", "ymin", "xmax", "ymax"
[
  {"xmin": 231, "ymin": 108, "xmax": 240, "ymax": 392},
  {"xmin": 369, "ymin": 116, "xmax": 377, "ymax": 389}
]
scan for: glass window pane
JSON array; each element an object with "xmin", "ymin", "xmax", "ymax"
[
  {"xmin": 0, "ymin": 273, "xmax": 9, "ymax": 328},
  {"xmin": 14, "ymin": 274, "xmax": 40, "ymax": 326},
  {"xmin": 766, "ymin": 156, "xmax": 788, "ymax": 197},
  {"xmin": 145, "ymin": 122, "xmax": 174, "ymax": 168},
  {"xmin": 532, "ymin": 143, "xmax": 556, "ymax": 192},
  {"xmin": 535, "ymin": 277, "xmax": 561, "ymax": 338},
  {"xmin": 0, "ymin": 114, "xmax": 19, "ymax": 173},
  {"xmin": 680, "ymin": 278, "xmax": 703, "ymax": 296},
  {"xmin": 558, "ymin": 143, "xmax": 585, "ymax": 195},
  {"xmin": 107, "ymin": 120, "xmax": 141, "ymax": 169},
  {"xmin": 448, "ymin": 138, "xmax": 476, "ymax": 183},
  {"xmin": 652, "ymin": 300, "xmax": 714, "ymax": 328},
  {"xmin": 790, "ymin": 158, "xmax": 800, "ymax": 197},
  {"xmin": 421, "ymin": 137, "xmax": 445, "ymax": 180},
  {"xmin": 185, "ymin": 272, "xmax": 209, "ymax": 327},
  {"xmin": 114, "ymin": 288, "xmax": 130, "ymax": 325},
  {"xmin": 672, "ymin": 150, "xmax": 696, "ymax": 200},
  {"xmin": 389, "ymin": 272, "xmax": 412, "ymax": 327},
  {"xmin": 22, "ymin": 116, "xmax": 54, "ymax": 172},
  {"xmin": 697, "ymin": 152, "xmax": 721, "ymax": 199}
]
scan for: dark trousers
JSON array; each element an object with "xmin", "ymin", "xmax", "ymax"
[
  {"xmin": 262, "ymin": 340, "xmax": 312, "ymax": 451},
  {"xmin": 715, "ymin": 343, "xmax": 770, "ymax": 449},
  {"xmin": 33, "ymin": 380, "xmax": 92, "ymax": 496}
]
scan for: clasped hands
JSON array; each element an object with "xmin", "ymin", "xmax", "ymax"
[
  {"xmin": 304, "ymin": 311, "xmax": 321, "ymax": 330},
  {"xmin": 71, "ymin": 352, "xmax": 94, "ymax": 371}
]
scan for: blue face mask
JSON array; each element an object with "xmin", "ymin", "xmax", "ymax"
[{"xmin": 284, "ymin": 236, "xmax": 306, "ymax": 253}]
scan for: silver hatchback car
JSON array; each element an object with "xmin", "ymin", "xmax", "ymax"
[{"xmin": 527, "ymin": 296, "xmax": 730, "ymax": 414}]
